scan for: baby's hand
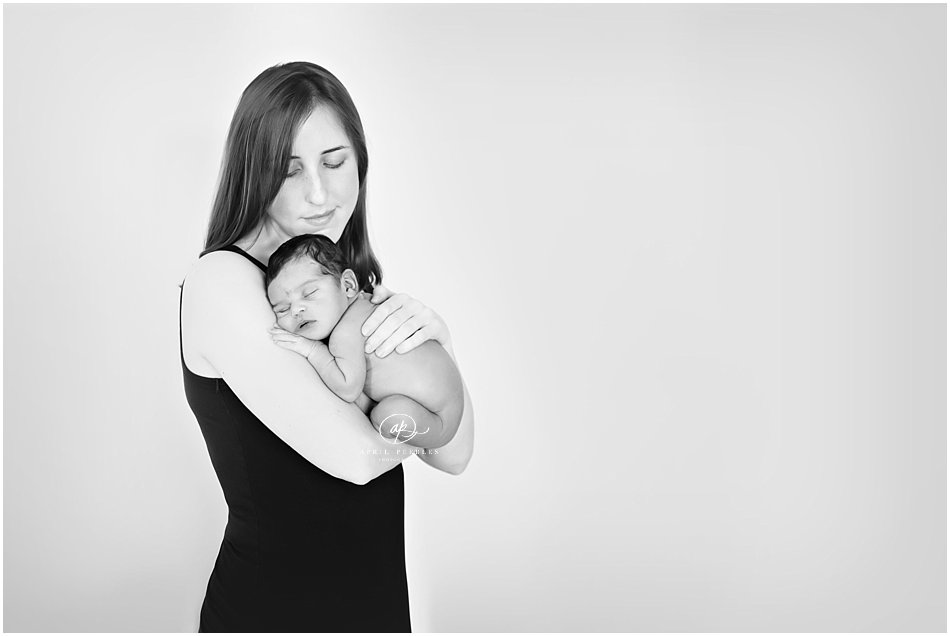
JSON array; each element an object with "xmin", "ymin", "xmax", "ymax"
[{"xmin": 268, "ymin": 324, "xmax": 317, "ymax": 358}]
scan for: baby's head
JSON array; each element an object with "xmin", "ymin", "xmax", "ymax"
[{"xmin": 265, "ymin": 234, "xmax": 361, "ymax": 340}]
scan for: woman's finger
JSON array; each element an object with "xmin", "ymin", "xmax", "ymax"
[
  {"xmin": 365, "ymin": 300, "xmax": 424, "ymax": 353},
  {"xmin": 393, "ymin": 328, "xmax": 430, "ymax": 355},
  {"xmin": 360, "ymin": 293, "xmax": 408, "ymax": 338},
  {"xmin": 375, "ymin": 317, "xmax": 423, "ymax": 357},
  {"xmin": 364, "ymin": 307, "xmax": 408, "ymax": 353},
  {"xmin": 370, "ymin": 283, "xmax": 394, "ymax": 305}
]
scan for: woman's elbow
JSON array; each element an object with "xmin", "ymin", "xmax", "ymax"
[
  {"xmin": 326, "ymin": 457, "xmax": 377, "ymax": 486},
  {"xmin": 351, "ymin": 473, "xmax": 373, "ymax": 486},
  {"xmin": 348, "ymin": 466, "xmax": 375, "ymax": 486},
  {"xmin": 327, "ymin": 465, "xmax": 371, "ymax": 486},
  {"xmin": 350, "ymin": 457, "xmax": 397, "ymax": 486}
]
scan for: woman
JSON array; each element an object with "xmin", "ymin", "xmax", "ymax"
[{"xmin": 179, "ymin": 61, "xmax": 475, "ymax": 632}]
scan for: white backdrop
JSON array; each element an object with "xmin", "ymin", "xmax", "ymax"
[{"xmin": 3, "ymin": 4, "xmax": 946, "ymax": 632}]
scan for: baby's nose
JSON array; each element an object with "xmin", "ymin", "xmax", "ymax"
[{"xmin": 293, "ymin": 305, "xmax": 306, "ymax": 316}]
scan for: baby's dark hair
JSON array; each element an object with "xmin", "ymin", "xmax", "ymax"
[{"xmin": 264, "ymin": 234, "xmax": 353, "ymax": 290}]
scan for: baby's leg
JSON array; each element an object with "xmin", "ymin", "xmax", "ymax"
[{"xmin": 370, "ymin": 394, "xmax": 448, "ymax": 448}]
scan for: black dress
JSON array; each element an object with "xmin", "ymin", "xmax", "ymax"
[{"xmin": 180, "ymin": 245, "xmax": 411, "ymax": 633}]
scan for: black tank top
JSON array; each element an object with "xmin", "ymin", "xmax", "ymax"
[{"xmin": 180, "ymin": 245, "xmax": 411, "ymax": 632}]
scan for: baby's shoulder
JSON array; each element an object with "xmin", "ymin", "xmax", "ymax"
[{"xmin": 335, "ymin": 296, "xmax": 376, "ymax": 337}]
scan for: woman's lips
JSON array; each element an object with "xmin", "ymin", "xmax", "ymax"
[{"xmin": 304, "ymin": 208, "xmax": 335, "ymax": 225}]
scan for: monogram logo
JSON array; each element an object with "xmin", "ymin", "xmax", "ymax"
[{"xmin": 378, "ymin": 413, "xmax": 429, "ymax": 445}]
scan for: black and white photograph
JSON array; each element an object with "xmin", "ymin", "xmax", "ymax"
[{"xmin": 3, "ymin": 2, "xmax": 946, "ymax": 633}]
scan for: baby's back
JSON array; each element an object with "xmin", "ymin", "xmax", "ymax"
[
  {"xmin": 365, "ymin": 340, "xmax": 457, "ymax": 407},
  {"xmin": 335, "ymin": 297, "xmax": 462, "ymax": 413}
]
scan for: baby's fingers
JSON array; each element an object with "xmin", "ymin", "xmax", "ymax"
[
  {"xmin": 274, "ymin": 338, "xmax": 297, "ymax": 350},
  {"xmin": 270, "ymin": 331, "xmax": 301, "ymax": 345}
]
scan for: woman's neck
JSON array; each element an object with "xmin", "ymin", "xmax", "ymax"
[{"xmin": 233, "ymin": 221, "xmax": 290, "ymax": 267}]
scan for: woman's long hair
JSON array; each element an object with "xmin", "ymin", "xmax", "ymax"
[{"xmin": 202, "ymin": 61, "xmax": 382, "ymax": 293}]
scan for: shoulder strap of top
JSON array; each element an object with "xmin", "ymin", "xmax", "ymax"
[{"xmin": 215, "ymin": 244, "xmax": 268, "ymax": 272}]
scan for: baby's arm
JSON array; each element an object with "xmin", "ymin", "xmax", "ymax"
[
  {"xmin": 268, "ymin": 305, "xmax": 369, "ymax": 403},
  {"xmin": 303, "ymin": 320, "xmax": 366, "ymax": 403}
]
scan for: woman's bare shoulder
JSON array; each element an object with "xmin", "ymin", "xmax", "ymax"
[
  {"xmin": 182, "ymin": 250, "xmax": 271, "ymax": 338},
  {"xmin": 184, "ymin": 250, "xmax": 265, "ymax": 297}
]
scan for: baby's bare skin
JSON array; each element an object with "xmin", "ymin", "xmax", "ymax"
[
  {"xmin": 267, "ymin": 252, "xmax": 463, "ymax": 448},
  {"xmin": 270, "ymin": 281, "xmax": 463, "ymax": 448},
  {"xmin": 323, "ymin": 296, "xmax": 464, "ymax": 447}
]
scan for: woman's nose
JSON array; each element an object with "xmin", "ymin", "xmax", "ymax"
[{"xmin": 305, "ymin": 172, "xmax": 328, "ymax": 206}]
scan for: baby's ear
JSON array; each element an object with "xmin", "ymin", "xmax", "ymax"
[{"xmin": 341, "ymin": 269, "xmax": 360, "ymax": 297}]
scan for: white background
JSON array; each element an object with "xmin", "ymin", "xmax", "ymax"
[{"xmin": 4, "ymin": 4, "xmax": 946, "ymax": 632}]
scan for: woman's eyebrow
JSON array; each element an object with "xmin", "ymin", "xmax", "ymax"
[{"xmin": 290, "ymin": 145, "xmax": 349, "ymax": 159}]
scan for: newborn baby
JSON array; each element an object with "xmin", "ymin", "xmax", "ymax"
[{"xmin": 265, "ymin": 234, "xmax": 464, "ymax": 449}]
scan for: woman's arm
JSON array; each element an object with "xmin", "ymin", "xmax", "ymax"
[{"xmin": 183, "ymin": 252, "xmax": 410, "ymax": 485}]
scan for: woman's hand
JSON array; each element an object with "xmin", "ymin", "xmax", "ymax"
[{"xmin": 360, "ymin": 283, "xmax": 451, "ymax": 357}]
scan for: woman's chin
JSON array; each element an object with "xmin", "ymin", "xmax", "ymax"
[{"xmin": 295, "ymin": 225, "xmax": 341, "ymax": 243}]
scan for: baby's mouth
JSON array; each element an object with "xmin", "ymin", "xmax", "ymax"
[{"xmin": 297, "ymin": 320, "xmax": 315, "ymax": 332}]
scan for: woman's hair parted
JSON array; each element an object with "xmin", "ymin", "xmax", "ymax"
[
  {"xmin": 203, "ymin": 61, "xmax": 382, "ymax": 293},
  {"xmin": 264, "ymin": 234, "xmax": 349, "ymax": 291}
]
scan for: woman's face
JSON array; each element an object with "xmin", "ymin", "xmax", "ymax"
[{"xmin": 266, "ymin": 104, "xmax": 359, "ymax": 244}]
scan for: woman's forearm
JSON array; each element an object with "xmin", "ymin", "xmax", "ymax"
[{"xmin": 418, "ymin": 338, "xmax": 474, "ymax": 474}]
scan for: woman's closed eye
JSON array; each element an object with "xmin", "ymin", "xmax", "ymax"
[{"xmin": 285, "ymin": 158, "xmax": 345, "ymax": 178}]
